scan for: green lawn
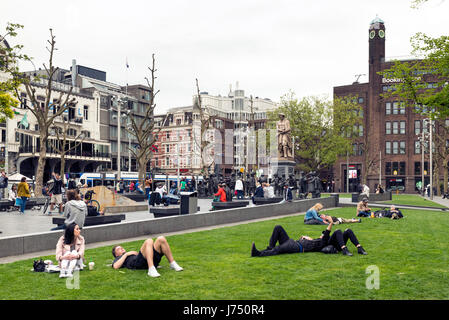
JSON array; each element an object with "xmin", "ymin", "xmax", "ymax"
[
  {"xmin": 380, "ymin": 194, "xmax": 448, "ymax": 209},
  {"xmin": 1, "ymin": 207, "xmax": 449, "ymax": 300}
]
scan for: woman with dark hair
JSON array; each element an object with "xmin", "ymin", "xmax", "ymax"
[
  {"xmin": 17, "ymin": 177, "xmax": 31, "ymax": 214},
  {"xmin": 55, "ymin": 223, "xmax": 85, "ymax": 278}
]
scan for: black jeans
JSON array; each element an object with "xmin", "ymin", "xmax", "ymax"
[
  {"xmin": 328, "ymin": 229, "xmax": 360, "ymax": 251},
  {"xmin": 259, "ymin": 225, "xmax": 301, "ymax": 256}
]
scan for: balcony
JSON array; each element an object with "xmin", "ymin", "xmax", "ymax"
[{"xmin": 18, "ymin": 145, "xmax": 111, "ymax": 161}]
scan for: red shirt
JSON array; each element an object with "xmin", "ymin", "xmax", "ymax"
[{"xmin": 214, "ymin": 188, "xmax": 227, "ymax": 202}]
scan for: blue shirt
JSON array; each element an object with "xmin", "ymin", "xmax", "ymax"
[{"xmin": 304, "ymin": 209, "xmax": 323, "ymax": 222}]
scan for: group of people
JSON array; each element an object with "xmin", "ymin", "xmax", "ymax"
[{"xmin": 54, "ymin": 222, "xmax": 183, "ymax": 278}]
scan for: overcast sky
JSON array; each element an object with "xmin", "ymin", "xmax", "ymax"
[{"xmin": 1, "ymin": 0, "xmax": 448, "ymax": 113}]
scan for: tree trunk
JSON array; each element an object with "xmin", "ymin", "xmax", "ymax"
[
  {"xmin": 444, "ymin": 163, "xmax": 448, "ymax": 195},
  {"xmin": 60, "ymin": 153, "xmax": 66, "ymax": 180},
  {"xmin": 35, "ymin": 134, "xmax": 48, "ymax": 197},
  {"xmin": 138, "ymin": 156, "xmax": 147, "ymax": 187}
]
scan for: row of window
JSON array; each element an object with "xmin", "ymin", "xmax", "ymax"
[
  {"xmin": 385, "ymin": 141, "xmax": 406, "ymax": 155},
  {"xmin": 384, "ymin": 162, "xmax": 433, "ymax": 176}
]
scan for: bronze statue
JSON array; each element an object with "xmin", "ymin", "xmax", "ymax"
[{"xmin": 277, "ymin": 113, "xmax": 293, "ymax": 159}]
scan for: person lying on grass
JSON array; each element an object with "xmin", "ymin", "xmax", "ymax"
[
  {"xmin": 304, "ymin": 203, "xmax": 361, "ymax": 225},
  {"xmin": 251, "ymin": 221, "xmax": 367, "ymax": 257},
  {"xmin": 111, "ymin": 236, "xmax": 183, "ymax": 278}
]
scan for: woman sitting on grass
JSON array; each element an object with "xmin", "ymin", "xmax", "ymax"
[
  {"xmin": 304, "ymin": 203, "xmax": 361, "ymax": 225},
  {"xmin": 251, "ymin": 220, "xmax": 367, "ymax": 257},
  {"xmin": 55, "ymin": 223, "xmax": 85, "ymax": 278}
]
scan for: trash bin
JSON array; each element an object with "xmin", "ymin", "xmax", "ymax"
[
  {"xmin": 351, "ymin": 192, "xmax": 360, "ymax": 203},
  {"xmin": 180, "ymin": 191, "xmax": 198, "ymax": 215}
]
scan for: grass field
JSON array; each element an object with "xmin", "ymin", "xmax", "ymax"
[
  {"xmin": 1, "ymin": 207, "xmax": 449, "ymax": 300},
  {"xmin": 322, "ymin": 193, "xmax": 448, "ymax": 208},
  {"xmin": 380, "ymin": 194, "xmax": 448, "ymax": 208}
]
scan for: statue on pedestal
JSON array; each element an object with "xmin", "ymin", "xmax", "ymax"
[{"xmin": 277, "ymin": 113, "xmax": 293, "ymax": 160}]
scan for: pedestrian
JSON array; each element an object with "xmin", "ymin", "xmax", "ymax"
[
  {"xmin": 49, "ymin": 173, "xmax": 63, "ymax": 214},
  {"xmin": 0, "ymin": 171, "xmax": 8, "ymax": 199},
  {"xmin": 235, "ymin": 177, "xmax": 244, "ymax": 199},
  {"xmin": 17, "ymin": 177, "xmax": 31, "ymax": 214}
]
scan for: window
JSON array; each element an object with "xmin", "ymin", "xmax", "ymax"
[
  {"xmin": 386, "ymin": 102, "xmax": 391, "ymax": 115},
  {"xmin": 110, "ymin": 126, "xmax": 117, "ymax": 138},
  {"xmin": 400, "ymin": 121, "xmax": 406, "ymax": 134},
  {"xmin": 392, "ymin": 102, "xmax": 399, "ymax": 115},
  {"xmin": 358, "ymin": 97, "xmax": 364, "ymax": 104},
  {"xmin": 414, "ymin": 141, "xmax": 421, "ymax": 154},
  {"xmin": 399, "ymin": 102, "xmax": 406, "ymax": 114},
  {"xmin": 414, "ymin": 120, "xmax": 421, "ymax": 135},
  {"xmin": 400, "ymin": 141, "xmax": 406, "ymax": 154},
  {"xmin": 386, "ymin": 122, "xmax": 391, "ymax": 134},
  {"xmin": 392, "ymin": 141, "xmax": 399, "ymax": 154},
  {"xmin": 392, "ymin": 162, "xmax": 399, "ymax": 174},
  {"xmin": 386, "ymin": 162, "xmax": 392, "ymax": 175},
  {"xmin": 392, "ymin": 121, "xmax": 399, "ymax": 134},
  {"xmin": 84, "ymin": 106, "xmax": 89, "ymax": 120},
  {"xmin": 414, "ymin": 162, "xmax": 421, "ymax": 175},
  {"xmin": 166, "ymin": 145, "xmax": 170, "ymax": 153},
  {"xmin": 67, "ymin": 128, "xmax": 77, "ymax": 136},
  {"xmin": 400, "ymin": 162, "xmax": 406, "ymax": 175},
  {"xmin": 386, "ymin": 141, "xmax": 391, "ymax": 154},
  {"xmin": 358, "ymin": 125, "xmax": 363, "ymax": 137}
]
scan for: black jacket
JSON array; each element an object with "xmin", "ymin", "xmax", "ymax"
[{"xmin": 297, "ymin": 229, "xmax": 330, "ymax": 252}]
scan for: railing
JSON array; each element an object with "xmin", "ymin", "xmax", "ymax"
[{"xmin": 18, "ymin": 146, "xmax": 111, "ymax": 159}]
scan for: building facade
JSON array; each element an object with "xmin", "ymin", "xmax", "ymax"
[
  {"xmin": 333, "ymin": 17, "xmax": 443, "ymax": 193},
  {"xmin": 150, "ymin": 83, "xmax": 279, "ymax": 176}
]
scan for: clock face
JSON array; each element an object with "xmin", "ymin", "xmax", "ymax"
[
  {"xmin": 369, "ymin": 30, "xmax": 375, "ymax": 39},
  {"xmin": 378, "ymin": 29, "xmax": 385, "ymax": 38}
]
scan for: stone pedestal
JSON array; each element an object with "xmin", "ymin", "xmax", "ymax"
[{"xmin": 273, "ymin": 160, "xmax": 296, "ymax": 178}]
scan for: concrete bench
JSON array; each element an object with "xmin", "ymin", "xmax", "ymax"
[
  {"xmin": 211, "ymin": 200, "xmax": 250, "ymax": 210},
  {"xmin": 121, "ymin": 193, "xmax": 147, "ymax": 202},
  {"xmin": 253, "ymin": 197, "xmax": 283, "ymax": 205},
  {"xmin": 0, "ymin": 199, "xmax": 42, "ymax": 211},
  {"xmin": 150, "ymin": 206, "xmax": 201, "ymax": 218},
  {"xmin": 52, "ymin": 214, "xmax": 126, "ymax": 227}
]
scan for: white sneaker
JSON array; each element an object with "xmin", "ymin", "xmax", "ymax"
[
  {"xmin": 59, "ymin": 270, "xmax": 68, "ymax": 278},
  {"xmin": 147, "ymin": 266, "xmax": 161, "ymax": 277},
  {"xmin": 170, "ymin": 261, "xmax": 183, "ymax": 272}
]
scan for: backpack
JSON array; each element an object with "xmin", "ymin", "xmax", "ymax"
[
  {"xmin": 321, "ymin": 245, "xmax": 338, "ymax": 254},
  {"xmin": 87, "ymin": 205, "xmax": 99, "ymax": 216},
  {"xmin": 33, "ymin": 259, "xmax": 46, "ymax": 272},
  {"xmin": 0, "ymin": 176, "xmax": 5, "ymax": 188}
]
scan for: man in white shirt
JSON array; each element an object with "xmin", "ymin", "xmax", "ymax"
[{"xmin": 235, "ymin": 177, "xmax": 244, "ymax": 199}]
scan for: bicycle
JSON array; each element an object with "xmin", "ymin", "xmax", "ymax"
[{"xmin": 83, "ymin": 190, "xmax": 101, "ymax": 213}]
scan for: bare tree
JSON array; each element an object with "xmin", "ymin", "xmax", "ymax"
[
  {"xmin": 123, "ymin": 54, "xmax": 168, "ymax": 185},
  {"xmin": 193, "ymin": 78, "xmax": 216, "ymax": 175},
  {"xmin": 19, "ymin": 29, "xmax": 76, "ymax": 196},
  {"xmin": 48, "ymin": 113, "xmax": 86, "ymax": 178}
]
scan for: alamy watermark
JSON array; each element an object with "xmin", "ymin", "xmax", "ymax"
[{"xmin": 365, "ymin": 265, "xmax": 380, "ymax": 290}]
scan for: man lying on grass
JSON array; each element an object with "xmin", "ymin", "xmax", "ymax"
[
  {"xmin": 112, "ymin": 236, "xmax": 183, "ymax": 278},
  {"xmin": 251, "ymin": 220, "xmax": 367, "ymax": 257}
]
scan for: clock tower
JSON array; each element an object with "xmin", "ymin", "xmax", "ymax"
[{"xmin": 368, "ymin": 15, "xmax": 386, "ymax": 86}]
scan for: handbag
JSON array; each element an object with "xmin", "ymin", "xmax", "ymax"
[{"xmin": 15, "ymin": 197, "xmax": 22, "ymax": 207}]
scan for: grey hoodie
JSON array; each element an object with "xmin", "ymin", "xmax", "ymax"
[{"xmin": 64, "ymin": 200, "xmax": 87, "ymax": 228}]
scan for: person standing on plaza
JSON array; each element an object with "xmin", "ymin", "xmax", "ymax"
[
  {"xmin": 235, "ymin": 176, "xmax": 244, "ymax": 199},
  {"xmin": 49, "ymin": 173, "xmax": 64, "ymax": 214},
  {"xmin": 0, "ymin": 171, "xmax": 8, "ymax": 199},
  {"xmin": 17, "ymin": 177, "xmax": 31, "ymax": 214}
]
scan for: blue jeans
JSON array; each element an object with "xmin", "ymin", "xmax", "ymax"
[
  {"xmin": 236, "ymin": 190, "xmax": 244, "ymax": 199},
  {"xmin": 20, "ymin": 197, "xmax": 28, "ymax": 213},
  {"xmin": 357, "ymin": 210, "xmax": 371, "ymax": 217}
]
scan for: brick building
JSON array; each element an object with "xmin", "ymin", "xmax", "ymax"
[{"xmin": 333, "ymin": 17, "xmax": 442, "ymax": 193}]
